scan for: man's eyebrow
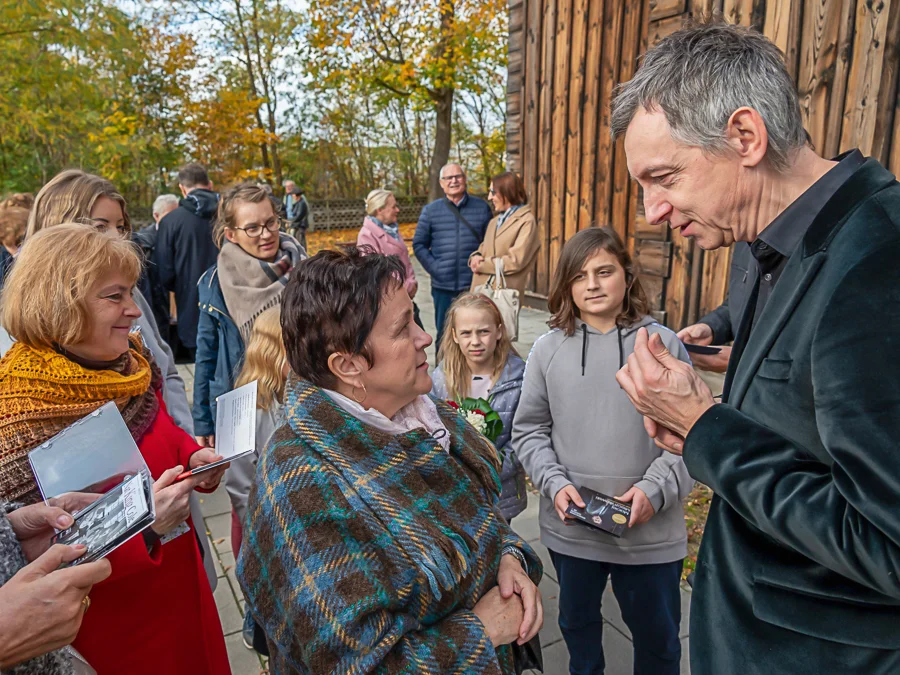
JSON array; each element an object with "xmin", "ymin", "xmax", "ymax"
[{"xmin": 633, "ymin": 164, "xmax": 678, "ymax": 181}]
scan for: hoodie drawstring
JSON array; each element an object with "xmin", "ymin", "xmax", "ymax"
[
  {"xmin": 580, "ymin": 323, "xmax": 626, "ymax": 377},
  {"xmin": 617, "ymin": 325, "xmax": 624, "ymax": 369},
  {"xmin": 581, "ymin": 324, "xmax": 588, "ymax": 376}
]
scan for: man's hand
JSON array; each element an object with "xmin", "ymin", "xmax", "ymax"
[
  {"xmin": 188, "ymin": 448, "xmax": 228, "ymax": 491},
  {"xmin": 195, "ymin": 434, "xmax": 215, "ymax": 448},
  {"xmin": 615, "ymin": 486, "xmax": 656, "ymax": 527},
  {"xmin": 677, "ymin": 322, "xmax": 714, "ymax": 346},
  {"xmin": 553, "ymin": 484, "xmax": 585, "ymax": 522},
  {"xmin": 616, "ymin": 328, "xmax": 715, "ymax": 442},
  {"xmin": 643, "ymin": 417, "xmax": 686, "ymax": 455},
  {"xmin": 0, "ymin": 545, "xmax": 110, "ymax": 668},
  {"xmin": 498, "ymin": 554, "xmax": 543, "ymax": 644},
  {"xmin": 469, "ymin": 254, "xmax": 484, "ymax": 273},
  {"xmin": 8, "ymin": 494, "xmax": 100, "ymax": 563}
]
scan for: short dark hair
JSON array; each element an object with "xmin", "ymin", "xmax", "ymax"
[
  {"xmin": 177, "ymin": 163, "xmax": 210, "ymax": 188},
  {"xmin": 491, "ymin": 171, "xmax": 528, "ymax": 206},
  {"xmin": 549, "ymin": 226, "xmax": 649, "ymax": 336},
  {"xmin": 282, "ymin": 247, "xmax": 406, "ymax": 388}
]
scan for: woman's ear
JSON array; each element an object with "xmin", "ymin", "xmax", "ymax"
[
  {"xmin": 327, "ymin": 351, "xmax": 366, "ymax": 389},
  {"xmin": 223, "ymin": 228, "xmax": 237, "ymax": 245}
]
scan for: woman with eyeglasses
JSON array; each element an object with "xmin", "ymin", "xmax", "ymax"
[{"xmin": 193, "ymin": 185, "xmax": 305, "ymax": 642}]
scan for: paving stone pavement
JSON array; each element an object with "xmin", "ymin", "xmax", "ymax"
[{"xmin": 186, "ymin": 259, "xmax": 693, "ymax": 675}]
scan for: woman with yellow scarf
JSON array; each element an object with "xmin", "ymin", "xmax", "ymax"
[{"xmin": 0, "ymin": 224, "xmax": 231, "ymax": 675}]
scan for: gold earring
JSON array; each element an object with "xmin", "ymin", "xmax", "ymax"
[{"xmin": 351, "ymin": 385, "xmax": 367, "ymax": 404}]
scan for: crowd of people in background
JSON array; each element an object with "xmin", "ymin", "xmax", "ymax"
[{"xmin": 1, "ymin": 17, "xmax": 899, "ymax": 675}]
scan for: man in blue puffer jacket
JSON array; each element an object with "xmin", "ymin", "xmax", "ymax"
[{"xmin": 413, "ymin": 164, "xmax": 492, "ymax": 347}]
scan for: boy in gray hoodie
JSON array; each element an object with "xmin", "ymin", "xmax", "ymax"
[{"xmin": 513, "ymin": 227, "xmax": 693, "ymax": 674}]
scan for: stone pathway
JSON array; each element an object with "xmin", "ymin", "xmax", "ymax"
[{"xmin": 185, "ymin": 259, "xmax": 693, "ymax": 674}]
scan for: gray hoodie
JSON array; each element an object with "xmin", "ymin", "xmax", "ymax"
[{"xmin": 512, "ymin": 316, "xmax": 693, "ymax": 565}]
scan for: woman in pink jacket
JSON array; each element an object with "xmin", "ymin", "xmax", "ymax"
[{"xmin": 358, "ymin": 189, "xmax": 424, "ymax": 328}]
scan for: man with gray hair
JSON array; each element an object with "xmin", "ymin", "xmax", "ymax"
[
  {"xmin": 611, "ymin": 21, "xmax": 900, "ymax": 674},
  {"xmin": 152, "ymin": 193, "xmax": 179, "ymax": 229},
  {"xmin": 413, "ymin": 163, "xmax": 491, "ymax": 347}
]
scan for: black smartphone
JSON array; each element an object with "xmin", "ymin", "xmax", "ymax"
[{"xmin": 683, "ymin": 343, "xmax": 723, "ymax": 355}]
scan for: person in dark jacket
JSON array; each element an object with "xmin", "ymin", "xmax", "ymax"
[
  {"xmin": 0, "ymin": 203, "xmax": 27, "ymax": 291},
  {"xmin": 133, "ymin": 194, "xmax": 180, "ymax": 337},
  {"xmin": 192, "ymin": 182, "xmax": 306, "ymax": 448},
  {"xmin": 153, "ymin": 163, "xmax": 220, "ymax": 360},
  {"xmin": 283, "ymin": 180, "xmax": 310, "ymax": 249},
  {"xmin": 413, "ymin": 164, "xmax": 492, "ymax": 347},
  {"xmin": 430, "ymin": 293, "xmax": 528, "ymax": 522},
  {"xmin": 676, "ymin": 242, "xmax": 751, "ymax": 372},
  {"xmin": 613, "ymin": 21, "xmax": 900, "ymax": 675}
]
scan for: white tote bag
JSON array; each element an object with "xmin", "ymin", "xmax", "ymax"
[{"xmin": 474, "ymin": 258, "xmax": 520, "ymax": 342}]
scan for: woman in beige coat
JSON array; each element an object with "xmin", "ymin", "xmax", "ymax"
[{"xmin": 469, "ymin": 171, "xmax": 539, "ymax": 297}]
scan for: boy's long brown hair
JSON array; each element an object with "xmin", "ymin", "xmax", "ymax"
[
  {"xmin": 548, "ymin": 226, "xmax": 649, "ymax": 336},
  {"xmin": 437, "ymin": 293, "xmax": 519, "ymax": 400}
]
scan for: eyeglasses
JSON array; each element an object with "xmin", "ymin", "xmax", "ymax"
[
  {"xmin": 488, "ymin": 187, "xmax": 495, "ymax": 195},
  {"xmin": 231, "ymin": 218, "xmax": 281, "ymax": 238},
  {"xmin": 441, "ymin": 174, "xmax": 465, "ymax": 183}
]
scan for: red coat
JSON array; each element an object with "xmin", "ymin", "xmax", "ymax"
[{"xmin": 73, "ymin": 392, "xmax": 231, "ymax": 675}]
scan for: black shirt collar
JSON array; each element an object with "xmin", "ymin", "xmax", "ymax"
[{"xmin": 756, "ymin": 149, "xmax": 865, "ymax": 258}]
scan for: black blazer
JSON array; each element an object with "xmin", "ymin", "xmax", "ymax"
[
  {"xmin": 684, "ymin": 158, "xmax": 900, "ymax": 674},
  {"xmin": 697, "ymin": 242, "xmax": 752, "ymax": 344}
]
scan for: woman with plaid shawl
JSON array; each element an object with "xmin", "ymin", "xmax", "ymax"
[{"xmin": 237, "ymin": 247, "xmax": 544, "ymax": 674}]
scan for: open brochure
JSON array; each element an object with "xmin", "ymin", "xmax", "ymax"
[
  {"xmin": 185, "ymin": 380, "xmax": 258, "ymax": 477},
  {"xmin": 27, "ymin": 401, "xmax": 156, "ymax": 565}
]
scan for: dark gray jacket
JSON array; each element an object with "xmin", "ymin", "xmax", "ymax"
[
  {"xmin": 698, "ymin": 242, "xmax": 753, "ymax": 344},
  {"xmin": 431, "ymin": 354, "xmax": 528, "ymax": 521}
]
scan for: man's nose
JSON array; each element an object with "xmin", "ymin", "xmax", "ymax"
[{"xmin": 643, "ymin": 189, "xmax": 673, "ymax": 226}]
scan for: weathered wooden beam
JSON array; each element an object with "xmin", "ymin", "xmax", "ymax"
[
  {"xmin": 840, "ymin": 0, "xmax": 893, "ymax": 155},
  {"xmin": 650, "ymin": 0, "xmax": 688, "ymax": 21},
  {"xmin": 823, "ymin": 0, "xmax": 856, "ymax": 157},
  {"xmin": 797, "ymin": 0, "xmax": 843, "ymax": 153},
  {"xmin": 564, "ymin": 0, "xmax": 589, "ymax": 244},
  {"xmin": 549, "ymin": 0, "xmax": 572, "ymax": 283},
  {"xmin": 536, "ymin": 0, "xmax": 557, "ymax": 297},
  {"xmin": 871, "ymin": 0, "xmax": 900, "ymax": 164},
  {"xmin": 577, "ymin": 0, "xmax": 604, "ymax": 231},
  {"xmin": 594, "ymin": 0, "xmax": 625, "ymax": 229}
]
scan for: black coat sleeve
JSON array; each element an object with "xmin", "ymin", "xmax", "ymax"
[{"xmin": 683, "ymin": 243, "xmax": 900, "ymax": 598}]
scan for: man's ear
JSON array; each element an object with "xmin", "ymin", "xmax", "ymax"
[
  {"xmin": 179, "ymin": 184, "xmax": 189, "ymax": 198},
  {"xmin": 327, "ymin": 352, "xmax": 367, "ymax": 389},
  {"xmin": 726, "ymin": 107, "xmax": 768, "ymax": 169}
]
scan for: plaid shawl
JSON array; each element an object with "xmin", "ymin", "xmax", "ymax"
[{"xmin": 237, "ymin": 377, "xmax": 542, "ymax": 674}]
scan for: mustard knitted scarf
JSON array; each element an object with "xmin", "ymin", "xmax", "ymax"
[{"xmin": 0, "ymin": 334, "xmax": 161, "ymax": 504}]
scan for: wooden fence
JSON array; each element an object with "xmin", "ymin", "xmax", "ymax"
[
  {"xmin": 507, "ymin": 0, "xmax": 900, "ymax": 328},
  {"xmin": 131, "ymin": 196, "xmax": 431, "ymax": 232}
]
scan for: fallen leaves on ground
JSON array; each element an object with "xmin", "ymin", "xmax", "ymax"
[{"xmin": 306, "ymin": 222, "xmax": 417, "ymax": 257}]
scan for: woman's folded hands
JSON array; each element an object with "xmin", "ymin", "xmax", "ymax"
[{"xmin": 473, "ymin": 554, "xmax": 543, "ymax": 648}]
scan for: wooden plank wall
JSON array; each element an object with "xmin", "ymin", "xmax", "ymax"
[{"xmin": 507, "ymin": 0, "xmax": 900, "ymax": 329}]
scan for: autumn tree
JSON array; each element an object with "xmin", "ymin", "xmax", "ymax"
[
  {"xmin": 305, "ymin": 0, "xmax": 507, "ymax": 200},
  {"xmin": 181, "ymin": 0, "xmax": 301, "ymax": 186}
]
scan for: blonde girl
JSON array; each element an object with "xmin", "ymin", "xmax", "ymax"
[
  {"xmin": 228, "ymin": 306, "xmax": 289, "ymax": 651},
  {"xmin": 431, "ymin": 293, "xmax": 527, "ymax": 521}
]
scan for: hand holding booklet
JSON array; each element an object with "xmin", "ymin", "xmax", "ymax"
[
  {"xmin": 178, "ymin": 380, "xmax": 258, "ymax": 479},
  {"xmin": 28, "ymin": 402, "xmax": 156, "ymax": 566}
]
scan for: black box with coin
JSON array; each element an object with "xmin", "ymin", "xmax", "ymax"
[{"xmin": 564, "ymin": 486, "xmax": 631, "ymax": 537}]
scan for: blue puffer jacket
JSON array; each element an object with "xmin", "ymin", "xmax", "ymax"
[
  {"xmin": 413, "ymin": 194, "xmax": 492, "ymax": 292},
  {"xmin": 431, "ymin": 354, "xmax": 528, "ymax": 521},
  {"xmin": 193, "ymin": 265, "xmax": 245, "ymax": 437}
]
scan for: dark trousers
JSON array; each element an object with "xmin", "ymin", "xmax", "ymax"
[
  {"xmin": 550, "ymin": 549, "xmax": 683, "ymax": 675},
  {"xmin": 432, "ymin": 287, "xmax": 464, "ymax": 349}
]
